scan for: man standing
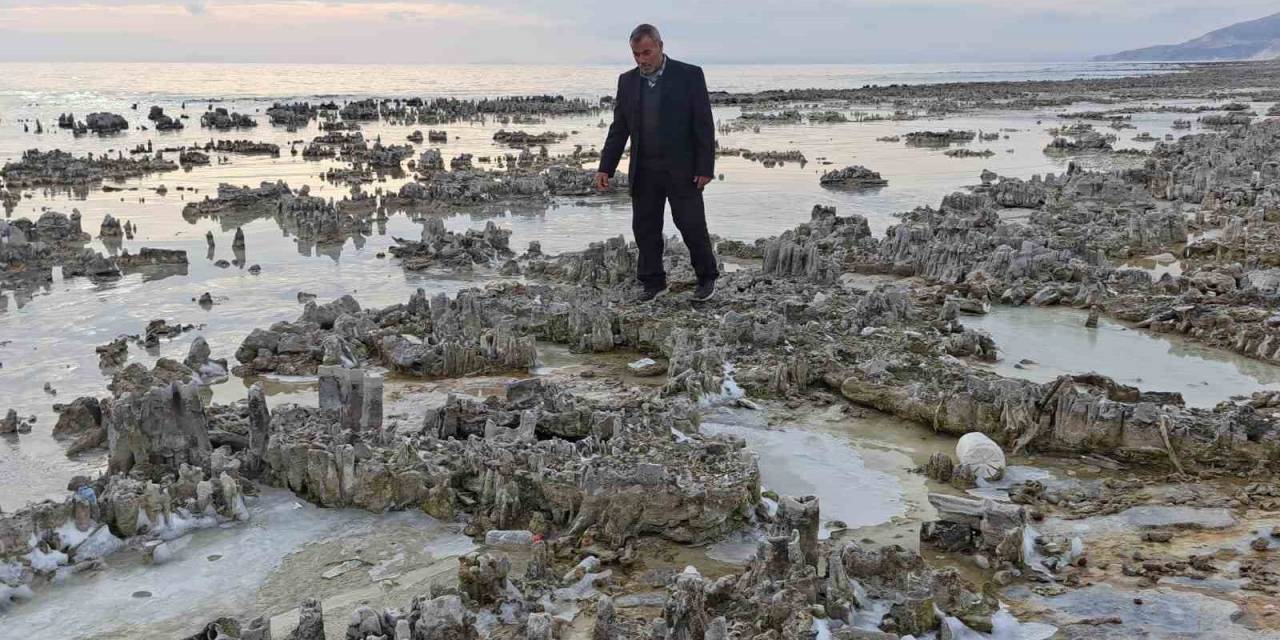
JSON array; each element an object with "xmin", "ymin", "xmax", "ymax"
[{"xmin": 595, "ymin": 24, "xmax": 719, "ymax": 302}]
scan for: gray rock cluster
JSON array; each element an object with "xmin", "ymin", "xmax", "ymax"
[
  {"xmin": 0, "ymin": 376, "xmax": 252, "ymax": 601},
  {"xmin": 395, "ymin": 163, "xmax": 627, "ymax": 206},
  {"xmin": 818, "ymin": 165, "xmax": 888, "ymax": 189},
  {"xmin": 200, "ymin": 108, "xmax": 257, "ymax": 129},
  {"xmin": 202, "ymin": 139, "xmax": 279, "ymax": 156},
  {"xmin": 0, "ymin": 211, "xmax": 142, "ymax": 289},
  {"xmin": 388, "ymin": 218, "xmax": 512, "ymax": 271},
  {"xmin": 261, "ymin": 377, "xmax": 760, "ymax": 548},
  {"xmin": 492, "ymin": 129, "xmax": 569, "ymax": 147},
  {"xmin": 317, "ymin": 366, "xmax": 382, "ymax": 432},
  {"xmin": 182, "ymin": 181, "xmax": 378, "ymax": 247},
  {"xmin": 266, "ymin": 102, "xmax": 318, "ymax": 127},
  {"xmin": 146, "ymin": 105, "xmax": 183, "ymax": 131},
  {"xmin": 762, "ymin": 205, "xmax": 875, "ymax": 282},
  {"xmin": 904, "ymin": 129, "xmax": 976, "ymax": 146},
  {"xmin": 0, "ymin": 149, "xmax": 177, "ymax": 188},
  {"xmin": 395, "ymin": 168, "xmax": 550, "ymax": 206},
  {"xmin": 231, "ymin": 289, "xmax": 538, "ymax": 379}
]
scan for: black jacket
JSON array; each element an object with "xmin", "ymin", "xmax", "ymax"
[{"xmin": 597, "ymin": 57, "xmax": 716, "ymax": 195}]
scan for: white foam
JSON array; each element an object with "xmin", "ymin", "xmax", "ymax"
[
  {"xmin": 53, "ymin": 519, "xmax": 92, "ymax": 551},
  {"xmin": 23, "ymin": 546, "xmax": 68, "ymax": 574},
  {"xmin": 73, "ymin": 525, "xmax": 125, "ymax": 561}
]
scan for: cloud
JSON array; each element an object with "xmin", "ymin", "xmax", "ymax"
[{"xmin": 0, "ymin": 0, "xmax": 1274, "ymax": 63}]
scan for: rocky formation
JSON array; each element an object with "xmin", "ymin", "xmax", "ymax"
[
  {"xmin": 180, "ymin": 150, "xmax": 211, "ymax": 166},
  {"xmin": 146, "ymin": 106, "xmax": 183, "ymax": 131},
  {"xmin": 182, "ymin": 181, "xmax": 378, "ymax": 245},
  {"xmin": 905, "ymin": 129, "xmax": 976, "ymax": 146},
  {"xmin": 115, "ymin": 247, "xmax": 189, "ymax": 275},
  {"xmin": 262, "ymin": 377, "xmax": 759, "ymax": 545},
  {"xmin": 717, "ymin": 148, "xmax": 807, "ymax": 167},
  {"xmin": 818, "ymin": 166, "xmax": 888, "ymax": 189},
  {"xmin": 945, "ymin": 148, "xmax": 995, "ymax": 158},
  {"xmin": 0, "ymin": 376, "xmax": 252, "ymax": 603},
  {"xmin": 762, "ymin": 205, "xmax": 875, "ymax": 282},
  {"xmin": 417, "ymin": 148, "xmax": 445, "ymax": 171},
  {"xmin": 266, "ymin": 102, "xmax": 318, "ymax": 127},
  {"xmin": 104, "ymin": 382, "xmax": 213, "ymax": 474},
  {"xmin": 0, "ymin": 149, "xmax": 177, "ymax": 188},
  {"xmin": 1044, "ymin": 129, "xmax": 1114, "ymax": 153},
  {"xmin": 317, "ymin": 366, "xmax": 382, "ymax": 432},
  {"xmin": 200, "ymin": 108, "xmax": 257, "ymax": 129},
  {"xmin": 187, "ymin": 480, "xmax": 1004, "ymax": 638},
  {"xmin": 201, "ymin": 140, "xmax": 279, "ymax": 156},
  {"xmin": 80, "ymin": 112, "xmax": 129, "ymax": 135},
  {"xmin": 0, "ymin": 408, "xmax": 33, "ymax": 434},
  {"xmin": 52, "ymin": 396, "xmax": 106, "ymax": 455},
  {"xmin": 232, "ymin": 290, "xmax": 537, "ymax": 379},
  {"xmin": 0, "ymin": 211, "xmax": 138, "ymax": 288},
  {"xmin": 395, "ymin": 159, "xmax": 628, "ymax": 207},
  {"xmin": 388, "ymin": 218, "xmax": 513, "ymax": 271},
  {"xmin": 184, "ymin": 336, "xmax": 229, "ymax": 384},
  {"xmin": 98, "ymin": 214, "xmax": 123, "ymax": 239},
  {"xmin": 492, "ymin": 129, "xmax": 568, "ymax": 147},
  {"xmin": 96, "ymin": 337, "xmax": 128, "ymax": 369},
  {"xmin": 395, "ymin": 168, "xmax": 548, "ymax": 206}
]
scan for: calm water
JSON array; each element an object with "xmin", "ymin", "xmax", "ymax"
[
  {"xmin": 0, "ymin": 61, "xmax": 1182, "ymax": 102},
  {"xmin": 0, "ymin": 61, "xmax": 1269, "ymax": 513}
]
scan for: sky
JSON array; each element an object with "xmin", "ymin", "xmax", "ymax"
[{"xmin": 0, "ymin": 0, "xmax": 1276, "ymax": 64}]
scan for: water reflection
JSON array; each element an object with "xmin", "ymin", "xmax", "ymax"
[{"xmin": 965, "ymin": 305, "xmax": 1280, "ymax": 408}]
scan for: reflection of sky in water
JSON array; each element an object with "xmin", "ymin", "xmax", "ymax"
[
  {"xmin": 0, "ymin": 69, "xmax": 1274, "ymax": 509},
  {"xmin": 966, "ymin": 305, "xmax": 1280, "ymax": 408},
  {"xmin": 0, "ymin": 61, "xmax": 1185, "ymax": 102},
  {"xmin": 702, "ymin": 421, "xmax": 907, "ymax": 535}
]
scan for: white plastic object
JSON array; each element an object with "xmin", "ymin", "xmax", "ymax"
[{"xmin": 956, "ymin": 432, "xmax": 1006, "ymax": 480}]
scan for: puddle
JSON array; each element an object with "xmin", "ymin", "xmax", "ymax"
[
  {"xmin": 1, "ymin": 489, "xmax": 472, "ymax": 639},
  {"xmin": 1007, "ymin": 583, "xmax": 1275, "ymax": 639},
  {"xmin": 1119, "ymin": 253, "xmax": 1183, "ymax": 280},
  {"xmin": 966, "ymin": 465, "xmax": 1057, "ymax": 502},
  {"xmin": 965, "ymin": 305, "xmax": 1280, "ymax": 407},
  {"xmin": 701, "ymin": 404, "xmax": 935, "ymax": 544},
  {"xmin": 1039, "ymin": 505, "xmax": 1238, "ymax": 539}
]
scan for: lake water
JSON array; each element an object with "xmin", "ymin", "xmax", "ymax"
[{"xmin": 0, "ymin": 61, "xmax": 1182, "ymax": 103}]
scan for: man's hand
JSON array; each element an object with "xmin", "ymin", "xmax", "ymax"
[
  {"xmin": 694, "ymin": 175, "xmax": 712, "ymax": 191},
  {"xmin": 594, "ymin": 172, "xmax": 611, "ymax": 191}
]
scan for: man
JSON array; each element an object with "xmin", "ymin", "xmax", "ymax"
[{"xmin": 595, "ymin": 23, "xmax": 719, "ymax": 303}]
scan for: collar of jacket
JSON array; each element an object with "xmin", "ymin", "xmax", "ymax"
[{"xmin": 638, "ymin": 55, "xmax": 668, "ymax": 86}]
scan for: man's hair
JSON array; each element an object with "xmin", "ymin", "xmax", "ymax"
[{"xmin": 629, "ymin": 24, "xmax": 662, "ymax": 45}]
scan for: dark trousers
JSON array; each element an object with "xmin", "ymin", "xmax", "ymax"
[{"xmin": 631, "ymin": 165, "xmax": 719, "ymax": 289}]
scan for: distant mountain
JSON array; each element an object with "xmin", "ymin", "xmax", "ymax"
[{"xmin": 1095, "ymin": 11, "xmax": 1280, "ymax": 62}]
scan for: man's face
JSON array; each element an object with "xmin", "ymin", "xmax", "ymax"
[{"xmin": 631, "ymin": 36, "xmax": 664, "ymax": 75}]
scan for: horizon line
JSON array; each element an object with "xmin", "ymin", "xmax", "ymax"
[{"xmin": 0, "ymin": 58, "xmax": 1168, "ymax": 67}]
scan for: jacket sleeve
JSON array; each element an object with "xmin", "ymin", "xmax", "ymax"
[
  {"xmin": 597, "ymin": 75, "xmax": 629, "ymax": 177},
  {"xmin": 691, "ymin": 66, "xmax": 715, "ymax": 178}
]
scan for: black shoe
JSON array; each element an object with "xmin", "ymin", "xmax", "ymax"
[
  {"xmin": 691, "ymin": 279, "xmax": 716, "ymax": 302},
  {"xmin": 637, "ymin": 285, "xmax": 669, "ymax": 303}
]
